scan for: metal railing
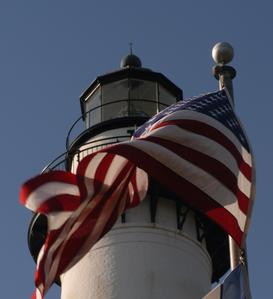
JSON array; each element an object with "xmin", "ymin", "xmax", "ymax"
[
  {"xmin": 42, "ymin": 135, "xmax": 131, "ymax": 173},
  {"xmin": 45, "ymin": 98, "xmax": 172, "ymax": 172},
  {"xmin": 66, "ymin": 99, "xmax": 169, "ymax": 149},
  {"xmin": 41, "ymin": 151, "xmax": 68, "ymax": 173}
]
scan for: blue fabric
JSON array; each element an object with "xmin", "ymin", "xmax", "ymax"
[
  {"xmin": 222, "ymin": 265, "xmax": 247, "ymax": 299},
  {"xmin": 133, "ymin": 89, "xmax": 249, "ymax": 150}
]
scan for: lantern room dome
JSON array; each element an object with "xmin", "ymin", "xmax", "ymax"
[{"xmin": 120, "ymin": 53, "xmax": 142, "ymax": 68}]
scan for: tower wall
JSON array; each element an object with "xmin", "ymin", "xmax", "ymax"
[
  {"xmin": 60, "ymin": 199, "xmax": 212, "ymax": 299},
  {"xmin": 61, "ymin": 128, "xmax": 212, "ymax": 298}
]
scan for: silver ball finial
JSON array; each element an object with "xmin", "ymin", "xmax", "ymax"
[{"xmin": 212, "ymin": 42, "xmax": 234, "ymax": 65}]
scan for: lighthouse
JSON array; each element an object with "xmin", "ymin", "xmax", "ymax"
[{"xmin": 27, "ymin": 50, "xmax": 232, "ymax": 299}]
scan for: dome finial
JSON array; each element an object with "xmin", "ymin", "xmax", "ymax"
[
  {"xmin": 129, "ymin": 42, "xmax": 133, "ymax": 55},
  {"xmin": 120, "ymin": 44, "xmax": 142, "ymax": 68}
]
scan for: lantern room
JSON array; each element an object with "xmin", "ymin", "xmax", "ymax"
[{"xmin": 79, "ymin": 53, "xmax": 183, "ymax": 130}]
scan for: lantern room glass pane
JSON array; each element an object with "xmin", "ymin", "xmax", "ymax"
[
  {"xmin": 85, "ymin": 88, "xmax": 101, "ymax": 128},
  {"xmin": 129, "ymin": 79, "xmax": 156, "ymax": 100},
  {"xmin": 129, "ymin": 79, "xmax": 157, "ymax": 117},
  {"xmin": 158, "ymin": 84, "xmax": 177, "ymax": 111},
  {"xmin": 103, "ymin": 100, "xmax": 129, "ymax": 120},
  {"xmin": 103, "ymin": 79, "xmax": 129, "ymax": 103},
  {"xmin": 129, "ymin": 100, "xmax": 156, "ymax": 117},
  {"xmin": 102, "ymin": 79, "xmax": 129, "ymax": 120}
]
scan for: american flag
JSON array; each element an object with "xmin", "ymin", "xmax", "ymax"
[{"xmin": 20, "ymin": 89, "xmax": 254, "ymax": 299}]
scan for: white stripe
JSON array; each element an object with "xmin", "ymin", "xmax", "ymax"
[
  {"xmin": 47, "ymin": 211, "xmax": 73, "ymax": 230},
  {"xmin": 81, "ymin": 152, "xmax": 109, "ymax": 201},
  {"xmin": 238, "ymin": 172, "xmax": 251, "ymax": 198},
  {"xmin": 128, "ymin": 167, "xmax": 148, "ymax": 205},
  {"xmin": 103, "ymin": 155, "xmax": 129, "ymax": 188},
  {"xmin": 242, "ymin": 147, "xmax": 252, "ymax": 167},
  {"xmin": 135, "ymin": 167, "xmax": 148, "ymax": 202},
  {"xmin": 153, "ymin": 110, "xmax": 252, "ymax": 167},
  {"xmin": 130, "ymin": 139, "xmax": 247, "ymax": 231},
  {"xmin": 35, "ymin": 288, "xmax": 43, "ymax": 299},
  {"xmin": 128, "ymin": 181, "xmax": 134, "ymax": 205},
  {"xmin": 35, "ymin": 245, "xmax": 45, "ymax": 295},
  {"xmin": 146, "ymin": 124, "xmax": 251, "ymax": 198},
  {"xmin": 26, "ymin": 182, "xmax": 80, "ymax": 212},
  {"xmin": 36, "ymin": 244, "xmax": 45, "ymax": 271}
]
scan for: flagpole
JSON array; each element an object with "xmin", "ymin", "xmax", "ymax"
[
  {"xmin": 212, "ymin": 42, "xmax": 240, "ymax": 270},
  {"xmin": 212, "ymin": 42, "xmax": 252, "ymax": 299}
]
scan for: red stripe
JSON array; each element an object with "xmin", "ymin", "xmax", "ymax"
[
  {"xmin": 34, "ymin": 229, "xmax": 59, "ymax": 294},
  {"xmin": 105, "ymin": 143, "xmax": 244, "ymax": 246},
  {"xmin": 239, "ymin": 160, "xmax": 251, "ymax": 181},
  {"xmin": 236, "ymin": 189, "xmax": 250, "ymax": 214},
  {"xmin": 20, "ymin": 171, "xmax": 78, "ymax": 205},
  {"xmin": 31, "ymin": 291, "xmax": 37, "ymax": 299},
  {"xmin": 37, "ymin": 194, "xmax": 81, "ymax": 213},
  {"xmin": 152, "ymin": 119, "xmax": 252, "ymax": 181},
  {"xmin": 93, "ymin": 154, "xmax": 116, "ymax": 194},
  {"xmin": 206, "ymin": 206, "xmax": 242, "ymax": 245}
]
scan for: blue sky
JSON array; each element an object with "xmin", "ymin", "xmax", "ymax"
[{"xmin": 0, "ymin": 1, "xmax": 272, "ymax": 298}]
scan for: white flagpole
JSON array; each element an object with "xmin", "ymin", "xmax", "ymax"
[{"xmin": 212, "ymin": 42, "xmax": 252, "ymax": 298}]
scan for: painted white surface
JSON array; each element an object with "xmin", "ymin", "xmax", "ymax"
[
  {"xmin": 60, "ymin": 197, "xmax": 212, "ymax": 299},
  {"xmin": 70, "ymin": 126, "xmax": 134, "ymax": 173}
]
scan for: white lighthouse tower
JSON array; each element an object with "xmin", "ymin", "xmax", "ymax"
[{"xmin": 28, "ymin": 51, "xmax": 231, "ymax": 299}]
